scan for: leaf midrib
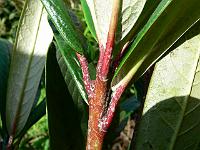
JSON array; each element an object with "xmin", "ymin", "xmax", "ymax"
[{"xmin": 12, "ymin": 6, "xmax": 44, "ymax": 135}]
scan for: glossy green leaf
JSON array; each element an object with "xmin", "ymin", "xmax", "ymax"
[
  {"xmin": 0, "ymin": 39, "xmax": 12, "ymax": 138},
  {"xmin": 6, "ymin": 0, "xmax": 53, "ymax": 136},
  {"xmin": 56, "ymin": 50, "xmax": 89, "ymax": 137},
  {"xmin": 112, "ymin": 0, "xmax": 200, "ymax": 89},
  {"xmin": 80, "ymin": 0, "xmax": 97, "ymax": 40},
  {"xmin": 55, "ymin": 34, "xmax": 88, "ymax": 104},
  {"xmin": 41, "ymin": 0, "xmax": 84, "ymax": 54},
  {"xmin": 46, "ymin": 44, "xmax": 86, "ymax": 150},
  {"xmin": 134, "ymin": 30, "xmax": 200, "ymax": 149},
  {"xmin": 48, "ymin": 9, "xmax": 96, "ymax": 104}
]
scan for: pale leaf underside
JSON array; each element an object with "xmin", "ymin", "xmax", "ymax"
[
  {"xmin": 86, "ymin": 0, "xmax": 146, "ymax": 48},
  {"xmin": 135, "ymin": 32, "xmax": 200, "ymax": 150},
  {"xmin": 116, "ymin": 0, "xmax": 146, "ymax": 42}
]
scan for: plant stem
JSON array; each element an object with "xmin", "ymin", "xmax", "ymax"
[
  {"xmin": 86, "ymin": 77, "xmax": 107, "ymax": 150},
  {"xmin": 99, "ymin": 84, "xmax": 126, "ymax": 132},
  {"xmin": 84, "ymin": 0, "xmax": 121, "ymax": 149}
]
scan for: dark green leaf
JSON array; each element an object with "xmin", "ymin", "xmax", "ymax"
[
  {"xmin": 134, "ymin": 30, "xmax": 200, "ymax": 149},
  {"xmin": 6, "ymin": 0, "xmax": 53, "ymax": 136},
  {"xmin": 17, "ymin": 99, "xmax": 46, "ymax": 139},
  {"xmin": 55, "ymin": 35, "xmax": 88, "ymax": 104},
  {"xmin": 46, "ymin": 44, "xmax": 86, "ymax": 150},
  {"xmin": 112, "ymin": 0, "xmax": 200, "ymax": 89},
  {"xmin": 48, "ymin": 9, "xmax": 96, "ymax": 104},
  {"xmin": 56, "ymin": 50, "xmax": 88, "ymax": 137},
  {"xmin": 41, "ymin": 0, "xmax": 85, "ymax": 54},
  {"xmin": 0, "ymin": 39, "xmax": 12, "ymax": 137}
]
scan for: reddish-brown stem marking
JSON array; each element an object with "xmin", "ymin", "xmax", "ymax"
[{"xmin": 96, "ymin": 44, "xmax": 105, "ymax": 77}]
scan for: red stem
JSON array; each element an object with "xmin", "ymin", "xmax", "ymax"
[
  {"xmin": 96, "ymin": 44, "xmax": 105, "ymax": 77},
  {"xmin": 76, "ymin": 53, "xmax": 93, "ymax": 98},
  {"xmin": 99, "ymin": 84, "xmax": 126, "ymax": 132}
]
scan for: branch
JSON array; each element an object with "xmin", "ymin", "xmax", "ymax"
[
  {"xmin": 98, "ymin": 84, "xmax": 126, "ymax": 132},
  {"xmin": 76, "ymin": 53, "xmax": 93, "ymax": 98}
]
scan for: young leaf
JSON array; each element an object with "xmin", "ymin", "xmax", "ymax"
[
  {"xmin": 86, "ymin": 0, "xmax": 146, "ymax": 47},
  {"xmin": 134, "ymin": 30, "xmax": 200, "ymax": 149},
  {"xmin": 117, "ymin": 0, "xmax": 161, "ymax": 49},
  {"xmin": 46, "ymin": 44, "xmax": 86, "ymax": 150},
  {"xmin": 85, "ymin": 0, "xmax": 114, "ymax": 47},
  {"xmin": 116, "ymin": 0, "xmax": 146, "ymax": 43},
  {"xmin": 80, "ymin": 0, "xmax": 97, "ymax": 40},
  {"xmin": 41, "ymin": 0, "xmax": 85, "ymax": 54},
  {"xmin": 112, "ymin": 0, "xmax": 200, "ymax": 89},
  {"xmin": 6, "ymin": 0, "xmax": 53, "ymax": 137},
  {"xmin": 0, "ymin": 39, "xmax": 12, "ymax": 137}
]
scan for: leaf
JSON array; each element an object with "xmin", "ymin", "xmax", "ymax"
[
  {"xmin": 0, "ymin": 39, "xmax": 12, "ymax": 136},
  {"xmin": 116, "ymin": 0, "xmax": 161, "ymax": 50},
  {"xmin": 6, "ymin": 0, "xmax": 53, "ymax": 137},
  {"xmin": 46, "ymin": 44, "xmax": 86, "ymax": 150},
  {"xmin": 48, "ymin": 10, "xmax": 92, "ymax": 139},
  {"xmin": 85, "ymin": 0, "xmax": 113, "ymax": 48},
  {"xmin": 56, "ymin": 49, "xmax": 89, "ymax": 137},
  {"xmin": 41, "ymin": 0, "xmax": 85, "ymax": 54},
  {"xmin": 112, "ymin": 0, "xmax": 200, "ymax": 89},
  {"xmin": 17, "ymin": 99, "xmax": 46, "ymax": 139},
  {"xmin": 116, "ymin": 0, "xmax": 146, "ymax": 43},
  {"xmin": 86, "ymin": 0, "xmax": 146, "ymax": 48},
  {"xmin": 134, "ymin": 29, "xmax": 200, "ymax": 149},
  {"xmin": 54, "ymin": 32, "xmax": 88, "ymax": 104},
  {"xmin": 48, "ymin": 9, "xmax": 96, "ymax": 104},
  {"xmin": 80, "ymin": 0, "xmax": 97, "ymax": 40}
]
